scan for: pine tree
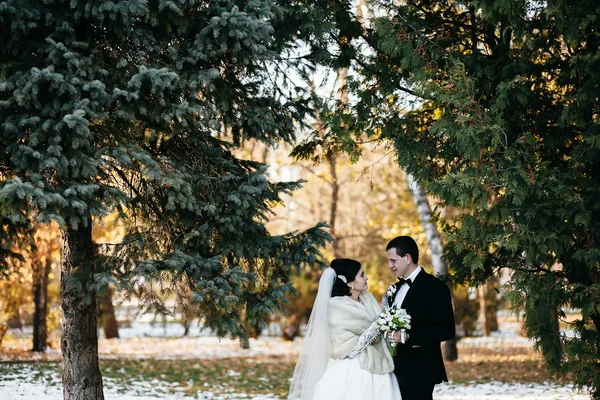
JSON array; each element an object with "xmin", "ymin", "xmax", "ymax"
[
  {"xmin": 1, "ymin": 1, "xmax": 333, "ymax": 398},
  {"xmin": 316, "ymin": 0, "xmax": 600, "ymax": 396}
]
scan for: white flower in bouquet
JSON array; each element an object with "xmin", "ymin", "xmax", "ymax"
[{"xmin": 376, "ymin": 305, "xmax": 411, "ymax": 356}]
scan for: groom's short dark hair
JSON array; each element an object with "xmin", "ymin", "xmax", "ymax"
[{"xmin": 386, "ymin": 236, "xmax": 419, "ymax": 264}]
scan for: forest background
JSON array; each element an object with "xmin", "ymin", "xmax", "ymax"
[{"xmin": 1, "ymin": 0, "xmax": 599, "ymax": 399}]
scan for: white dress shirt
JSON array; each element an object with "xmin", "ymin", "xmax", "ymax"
[{"xmin": 393, "ymin": 266, "xmax": 422, "ymax": 307}]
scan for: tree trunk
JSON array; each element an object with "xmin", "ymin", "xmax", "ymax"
[
  {"xmin": 60, "ymin": 222, "xmax": 105, "ymax": 400},
  {"xmin": 0, "ymin": 324, "xmax": 8, "ymax": 347},
  {"xmin": 282, "ymin": 313, "xmax": 302, "ymax": 341},
  {"xmin": 405, "ymin": 172, "xmax": 458, "ymax": 361},
  {"xmin": 329, "ymin": 66, "xmax": 347, "ymax": 259},
  {"xmin": 479, "ymin": 284, "xmax": 491, "ymax": 336},
  {"xmin": 478, "ymin": 278, "xmax": 499, "ymax": 336},
  {"xmin": 329, "ymin": 153, "xmax": 340, "ymax": 258},
  {"xmin": 182, "ymin": 319, "xmax": 191, "ymax": 337},
  {"xmin": 179, "ymin": 288, "xmax": 194, "ymax": 337},
  {"xmin": 100, "ymin": 285, "xmax": 119, "ymax": 339},
  {"xmin": 487, "ymin": 278, "xmax": 498, "ymax": 332},
  {"xmin": 32, "ymin": 257, "xmax": 51, "ymax": 352},
  {"xmin": 314, "ymin": 104, "xmax": 340, "ymax": 258}
]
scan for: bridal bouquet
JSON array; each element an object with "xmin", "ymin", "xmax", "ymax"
[{"xmin": 377, "ymin": 305, "xmax": 411, "ymax": 356}]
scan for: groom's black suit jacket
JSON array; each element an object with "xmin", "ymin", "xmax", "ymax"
[{"xmin": 392, "ymin": 269, "xmax": 455, "ymax": 387}]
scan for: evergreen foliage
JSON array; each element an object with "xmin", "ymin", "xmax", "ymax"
[
  {"xmin": 0, "ymin": 0, "xmax": 332, "ymax": 344},
  {"xmin": 302, "ymin": 0, "xmax": 600, "ymax": 396}
]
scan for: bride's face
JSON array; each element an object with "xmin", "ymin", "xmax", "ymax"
[{"xmin": 349, "ymin": 267, "xmax": 368, "ymax": 292}]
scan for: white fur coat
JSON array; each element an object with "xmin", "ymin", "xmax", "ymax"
[{"xmin": 327, "ymin": 291, "xmax": 394, "ymax": 374}]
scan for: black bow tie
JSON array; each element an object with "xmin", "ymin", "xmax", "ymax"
[{"xmin": 396, "ymin": 278, "xmax": 411, "ymax": 288}]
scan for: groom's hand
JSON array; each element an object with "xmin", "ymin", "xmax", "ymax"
[{"xmin": 388, "ymin": 330, "xmax": 408, "ymax": 343}]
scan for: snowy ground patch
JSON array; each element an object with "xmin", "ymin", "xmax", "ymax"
[
  {"xmin": 0, "ymin": 368, "xmax": 589, "ymax": 400},
  {"xmin": 0, "ymin": 321, "xmax": 590, "ymax": 399},
  {"xmin": 434, "ymin": 381, "xmax": 588, "ymax": 400}
]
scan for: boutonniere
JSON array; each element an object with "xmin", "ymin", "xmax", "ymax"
[{"xmin": 386, "ymin": 284, "xmax": 396, "ymax": 305}]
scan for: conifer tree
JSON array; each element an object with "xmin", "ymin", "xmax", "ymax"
[
  {"xmin": 309, "ymin": 0, "xmax": 600, "ymax": 396},
  {"xmin": 1, "ymin": 1, "xmax": 333, "ymax": 398}
]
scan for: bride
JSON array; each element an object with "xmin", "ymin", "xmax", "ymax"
[{"xmin": 288, "ymin": 258, "xmax": 401, "ymax": 400}]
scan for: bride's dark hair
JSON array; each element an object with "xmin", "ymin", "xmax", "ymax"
[{"xmin": 329, "ymin": 258, "xmax": 361, "ymax": 297}]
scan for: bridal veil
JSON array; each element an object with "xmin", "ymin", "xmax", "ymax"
[{"xmin": 287, "ymin": 267, "xmax": 336, "ymax": 400}]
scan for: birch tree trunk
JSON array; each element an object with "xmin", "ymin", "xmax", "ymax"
[
  {"xmin": 61, "ymin": 221, "xmax": 105, "ymax": 400},
  {"xmin": 405, "ymin": 172, "xmax": 458, "ymax": 361}
]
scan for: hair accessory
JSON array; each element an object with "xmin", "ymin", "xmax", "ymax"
[{"xmin": 337, "ymin": 275, "xmax": 347, "ymax": 283}]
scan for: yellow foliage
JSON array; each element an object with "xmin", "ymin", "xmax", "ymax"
[
  {"xmin": 0, "ymin": 222, "xmax": 62, "ymax": 345},
  {"xmin": 93, "ymin": 211, "xmax": 125, "ymax": 244},
  {"xmin": 0, "ymin": 264, "xmax": 31, "ymax": 329}
]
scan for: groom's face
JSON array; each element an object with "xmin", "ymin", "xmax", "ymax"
[{"xmin": 387, "ymin": 248, "xmax": 409, "ymax": 278}]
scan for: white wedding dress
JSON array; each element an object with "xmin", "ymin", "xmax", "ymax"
[
  {"xmin": 287, "ymin": 269, "xmax": 401, "ymax": 400},
  {"xmin": 313, "ymin": 357, "xmax": 401, "ymax": 399},
  {"xmin": 312, "ymin": 295, "xmax": 401, "ymax": 400}
]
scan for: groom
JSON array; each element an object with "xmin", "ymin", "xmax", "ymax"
[{"xmin": 384, "ymin": 236, "xmax": 455, "ymax": 400}]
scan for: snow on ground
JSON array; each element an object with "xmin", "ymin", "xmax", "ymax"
[
  {"xmin": 0, "ymin": 364, "xmax": 589, "ymax": 400},
  {"xmin": 433, "ymin": 382, "xmax": 588, "ymax": 400},
  {"xmin": 97, "ymin": 322, "xmax": 300, "ymax": 361},
  {"xmin": 0, "ymin": 321, "xmax": 591, "ymax": 399}
]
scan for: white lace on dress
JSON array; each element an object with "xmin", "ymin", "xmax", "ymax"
[{"xmin": 347, "ymin": 320, "xmax": 381, "ymax": 359}]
